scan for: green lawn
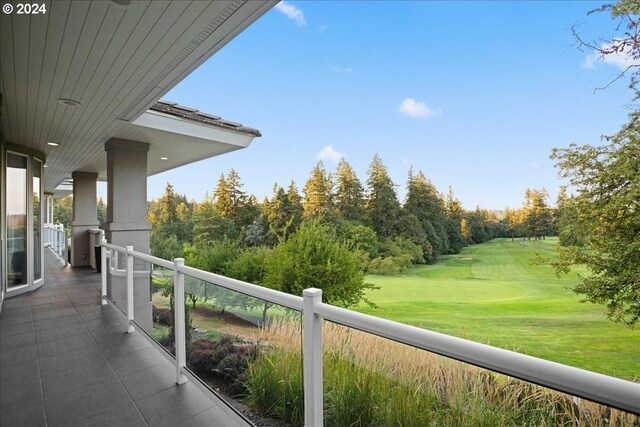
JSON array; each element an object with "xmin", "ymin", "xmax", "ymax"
[{"xmin": 356, "ymin": 238, "xmax": 640, "ymax": 380}]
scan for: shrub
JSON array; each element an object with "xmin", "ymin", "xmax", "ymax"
[
  {"xmin": 186, "ymin": 335, "xmax": 256, "ymax": 397},
  {"xmin": 152, "ymin": 306, "xmax": 172, "ymax": 326}
]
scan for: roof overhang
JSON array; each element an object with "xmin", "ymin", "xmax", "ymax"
[
  {"xmin": 0, "ymin": 0, "xmax": 275, "ymax": 193},
  {"xmin": 115, "ymin": 109, "xmax": 258, "ymax": 177}
]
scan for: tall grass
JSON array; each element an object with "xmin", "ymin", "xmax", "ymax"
[{"xmin": 245, "ymin": 319, "xmax": 638, "ymax": 427}]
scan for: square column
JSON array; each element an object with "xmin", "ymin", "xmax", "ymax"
[
  {"xmin": 104, "ymin": 138, "xmax": 152, "ymax": 332},
  {"xmin": 71, "ymin": 171, "xmax": 99, "ymax": 267}
]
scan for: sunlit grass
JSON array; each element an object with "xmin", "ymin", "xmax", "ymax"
[
  {"xmin": 358, "ymin": 238, "xmax": 640, "ymax": 379},
  {"xmin": 246, "ymin": 319, "xmax": 638, "ymax": 427}
]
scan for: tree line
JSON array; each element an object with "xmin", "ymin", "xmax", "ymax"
[{"xmin": 139, "ymin": 153, "xmax": 565, "ymax": 317}]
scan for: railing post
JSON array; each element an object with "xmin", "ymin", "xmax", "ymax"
[
  {"xmin": 101, "ymin": 239, "xmax": 107, "ymax": 305},
  {"xmin": 126, "ymin": 246, "xmax": 135, "ymax": 333},
  {"xmin": 173, "ymin": 258, "xmax": 188, "ymax": 385},
  {"xmin": 303, "ymin": 288, "xmax": 323, "ymax": 427}
]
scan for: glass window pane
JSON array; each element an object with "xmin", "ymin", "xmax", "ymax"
[
  {"xmin": 33, "ymin": 158, "xmax": 42, "ymax": 281},
  {"xmin": 7, "ymin": 153, "xmax": 27, "ymax": 287}
]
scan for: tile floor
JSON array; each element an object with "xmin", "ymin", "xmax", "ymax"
[{"xmin": 0, "ymin": 249, "xmax": 250, "ymax": 427}]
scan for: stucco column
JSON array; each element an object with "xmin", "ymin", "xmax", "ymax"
[
  {"xmin": 71, "ymin": 171, "xmax": 99, "ymax": 267},
  {"xmin": 104, "ymin": 138, "xmax": 152, "ymax": 332}
]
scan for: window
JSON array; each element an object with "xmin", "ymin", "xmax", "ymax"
[{"xmin": 7, "ymin": 153, "xmax": 27, "ymax": 287}]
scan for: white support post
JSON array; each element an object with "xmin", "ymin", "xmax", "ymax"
[
  {"xmin": 101, "ymin": 239, "xmax": 107, "ymax": 305},
  {"xmin": 126, "ymin": 246, "xmax": 135, "ymax": 333},
  {"xmin": 303, "ymin": 288, "xmax": 323, "ymax": 427},
  {"xmin": 173, "ymin": 258, "xmax": 188, "ymax": 385}
]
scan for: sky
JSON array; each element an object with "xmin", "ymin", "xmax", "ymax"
[{"xmin": 142, "ymin": 1, "xmax": 634, "ymax": 211}]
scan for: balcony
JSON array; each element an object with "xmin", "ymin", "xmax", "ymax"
[
  {"xmin": 0, "ymin": 249, "xmax": 249, "ymax": 427},
  {"xmin": 2, "ymin": 242, "xmax": 639, "ymax": 427}
]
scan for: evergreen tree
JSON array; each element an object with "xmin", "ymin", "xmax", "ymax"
[
  {"xmin": 444, "ymin": 187, "xmax": 465, "ymax": 253},
  {"xmin": 335, "ymin": 159, "xmax": 364, "ymax": 221},
  {"xmin": 364, "ymin": 154, "xmax": 400, "ymax": 238},
  {"xmin": 303, "ymin": 161, "xmax": 334, "ymax": 219},
  {"xmin": 97, "ymin": 197, "xmax": 106, "ymax": 227},
  {"xmin": 193, "ymin": 196, "xmax": 237, "ymax": 246},
  {"xmin": 175, "ymin": 202, "xmax": 194, "ymax": 243},
  {"xmin": 403, "ymin": 168, "xmax": 449, "ymax": 257},
  {"xmin": 159, "ymin": 183, "xmax": 178, "ymax": 226},
  {"xmin": 264, "ymin": 184, "xmax": 291, "ymax": 244},
  {"xmin": 523, "ymin": 188, "xmax": 552, "ymax": 240},
  {"xmin": 213, "ymin": 173, "xmax": 233, "ymax": 221},
  {"xmin": 286, "ymin": 181, "xmax": 303, "ymax": 231}
]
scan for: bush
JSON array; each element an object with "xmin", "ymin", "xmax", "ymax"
[
  {"xmin": 186, "ymin": 335, "xmax": 256, "ymax": 397},
  {"xmin": 152, "ymin": 306, "xmax": 172, "ymax": 326}
]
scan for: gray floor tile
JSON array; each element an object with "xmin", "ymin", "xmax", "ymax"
[
  {"xmin": 36, "ymin": 331, "xmax": 96, "ymax": 358},
  {"xmin": 0, "ymin": 377, "xmax": 43, "ymax": 412},
  {"xmin": 75, "ymin": 400, "xmax": 148, "ymax": 427},
  {"xmin": 1, "ymin": 312, "xmax": 33, "ymax": 327},
  {"xmin": 0, "ymin": 344, "xmax": 37, "ymax": 368},
  {"xmin": 34, "ymin": 322, "xmax": 88, "ymax": 343},
  {"xmin": 0, "ymin": 330, "xmax": 36, "ymax": 351},
  {"xmin": 98, "ymin": 332, "xmax": 152, "ymax": 359},
  {"xmin": 0, "ymin": 357, "xmax": 39, "ymax": 387},
  {"xmin": 175, "ymin": 405, "xmax": 246, "ymax": 427},
  {"xmin": 39, "ymin": 344, "xmax": 105, "ymax": 377},
  {"xmin": 41, "ymin": 359, "xmax": 116, "ymax": 400},
  {"xmin": 44, "ymin": 377, "xmax": 132, "ymax": 427},
  {"xmin": 109, "ymin": 345, "xmax": 170, "ymax": 378},
  {"xmin": 0, "ymin": 320, "xmax": 35, "ymax": 338},
  {"xmin": 122, "ymin": 362, "xmax": 177, "ymax": 400},
  {"xmin": 0, "ymin": 401, "xmax": 46, "ymax": 427},
  {"xmin": 136, "ymin": 381, "xmax": 215, "ymax": 427},
  {"xmin": 33, "ymin": 312, "xmax": 84, "ymax": 331},
  {"xmin": 32, "ymin": 306, "xmax": 78, "ymax": 322}
]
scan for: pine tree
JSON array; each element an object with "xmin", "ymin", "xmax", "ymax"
[
  {"xmin": 404, "ymin": 169, "xmax": 449, "ymax": 256},
  {"xmin": 364, "ymin": 154, "xmax": 400, "ymax": 238},
  {"xmin": 303, "ymin": 161, "xmax": 334, "ymax": 219},
  {"xmin": 213, "ymin": 173, "xmax": 233, "ymax": 221},
  {"xmin": 264, "ymin": 184, "xmax": 291, "ymax": 243},
  {"xmin": 335, "ymin": 159, "xmax": 364, "ymax": 221},
  {"xmin": 159, "ymin": 183, "xmax": 178, "ymax": 226},
  {"xmin": 286, "ymin": 181, "xmax": 303, "ymax": 230},
  {"xmin": 523, "ymin": 188, "xmax": 552, "ymax": 240}
]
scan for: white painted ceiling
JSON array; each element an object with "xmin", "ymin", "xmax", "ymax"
[{"xmin": 0, "ymin": 0, "xmax": 274, "ymax": 193}]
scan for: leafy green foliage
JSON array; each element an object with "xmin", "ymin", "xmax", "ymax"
[
  {"xmin": 264, "ymin": 221, "xmax": 376, "ymax": 307},
  {"xmin": 551, "ymin": 115, "xmax": 640, "ymax": 326}
]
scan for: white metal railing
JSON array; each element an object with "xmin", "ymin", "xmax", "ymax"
[
  {"xmin": 99, "ymin": 240, "xmax": 640, "ymax": 425},
  {"xmin": 44, "ymin": 223, "xmax": 66, "ymax": 261}
]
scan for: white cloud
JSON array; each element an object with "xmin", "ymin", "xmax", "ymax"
[
  {"xmin": 275, "ymin": 1, "xmax": 306, "ymax": 27},
  {"xmin": 530, "ymin": 161, "xmax": 540, "ymax": 169},
  {"xmin": 398, "ymin": 98, "xmax": 440, "ymax": 119},
  {"xmin": 582, "ymin": 40, "xmax": 640, "ymax": 71},
  {"xmin": 332, "ymin": 66, "xmax": 353, "ymax": 73},
  {"xmin": 317, "ymin": 145, "xmax": 343, "ymax": 163}
]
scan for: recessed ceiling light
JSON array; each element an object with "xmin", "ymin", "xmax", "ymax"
[
  {"xmin": 47, "ymin": 142, "xmax": 60, "ymax": 147},
  {"xmin": 160, "ymin": 157, "xmax": 168, "ymax": 160},
  {"xmin": 44, "ymin": 164, "xmax": 47, "ymax": 168},
  {"xmin": 57, "ymin": 98, "xmax": 81, "ymax": 107}
]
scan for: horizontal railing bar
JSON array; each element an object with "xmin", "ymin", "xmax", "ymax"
[
  {"xmin": 179, "ymin": 264, "xmax": 303, "ymax": 311},
  {"xmin": 128, "ymin": 249, "xmax": 174, "ymax": 270},
  {"xmin": 315, "ymin": 303, "xmax": 640, "ymax": 415},
  {"xmin": 102, "ymin": 241, "xmax": 127, "ymax": 255}
]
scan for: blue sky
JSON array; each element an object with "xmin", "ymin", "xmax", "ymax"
[{"xmin": 144, "ymin": 1, "xmax": 632, "ymax": 210}]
